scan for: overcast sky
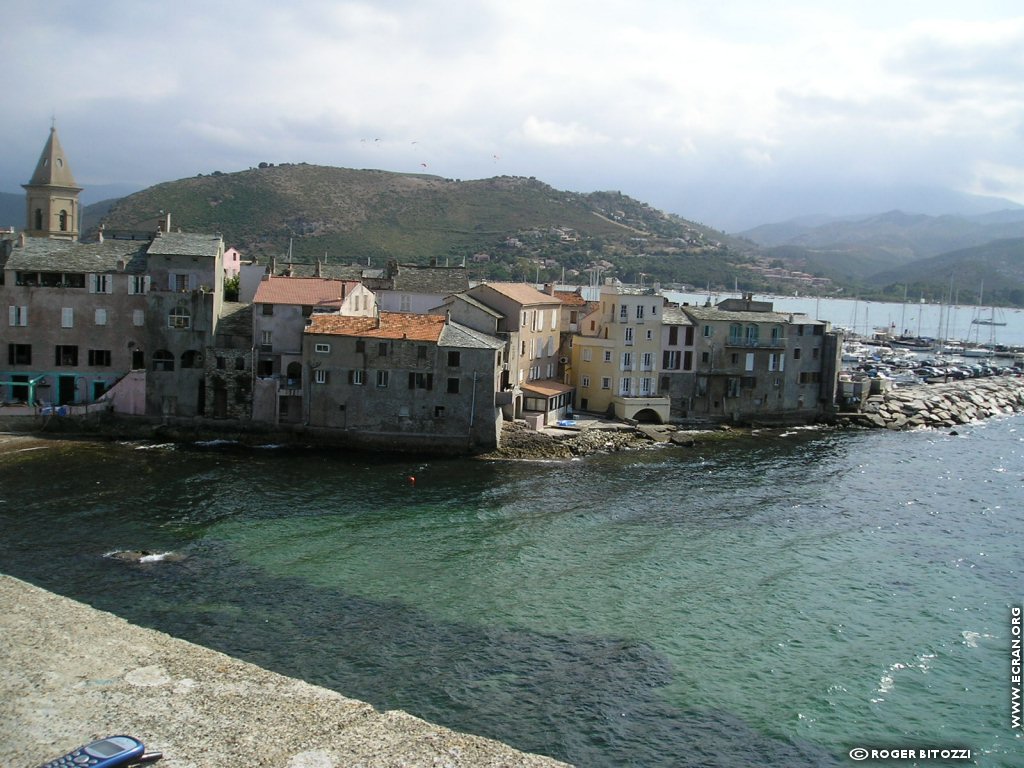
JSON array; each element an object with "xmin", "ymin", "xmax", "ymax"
[{"xmin": 5, "ymin": 0, "xmax": 1024, "ymax": 230}]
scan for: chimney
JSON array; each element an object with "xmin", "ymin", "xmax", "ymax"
[
  {"xmin": 445, "ymin": 310, "xmax": 451, "ymax": 325},
  {"xmin": 97, "ymin": 225, "xmax": 104, "ymax": 243},
  {"xmin": 18, "ymin": 232, "xmax": 26, "ymax": 247}
]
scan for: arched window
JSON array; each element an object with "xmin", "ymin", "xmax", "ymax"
[
  {"xmin": 153, "ymin": 350, "xmax": 175, "ymax": 372},
  {"xmin": 745, "ymin": 324, "xmax": 759, "ymax": 343},
  {"xmin": 286, "ymin": 361, "xmax": 302, "ymax": 386},
  {"xmin": 34, "ymin": 209, "xmax": 43, "ymax": 230},
  {"xmin": 728, "ymin": 323, "xmax": 742, "ymax": 343},
  {"xmin": 59, "ymin": 210, "xmax": 68, "ymax": 231},
  {"xmin": 168, "ymin": 304, "xmax": 191, "ymax": 329}
]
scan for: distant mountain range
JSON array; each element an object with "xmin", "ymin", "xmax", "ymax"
[
  {"xmin": 7, "ymin": 165, "xmax": 1024, "ymax": 306},
  {"xmin": 738, "ymin": 210, "xmax": 1024, "ymax": 306}
]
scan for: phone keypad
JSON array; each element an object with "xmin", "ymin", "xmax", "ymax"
[{"xmin": 41, "ymin": 749, "xmax": 101, "ymax": 767}]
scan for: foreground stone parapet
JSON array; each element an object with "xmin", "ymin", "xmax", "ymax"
[
  {"xmin": 841, "ymin": 376, "xmax": 1024, "ymax": 430},
  {"xmin": 0, "ymin": 574, "xmax": 570, "ymax": 768}
]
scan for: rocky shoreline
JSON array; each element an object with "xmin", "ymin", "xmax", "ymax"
[
  {"xmin": 839, "ymin": 375, "xmax": 1024, "ymax": 430},
  {"xmin": 476, "ymin": 420, "xmax": 733, "ymax": 461}
]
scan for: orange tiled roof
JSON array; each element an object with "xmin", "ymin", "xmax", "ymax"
[
  {"xmin": 477, "ymin": 282, "xmax": 560, "ymax": 305},
  {"xmin": 554, "ymin": 289, "xmax": 588, "ymax": 306},
  {"xmin": 306, "ymin": 311, "xmax": 447, "ymax": 342},
  {"xmin": 253, "ymin": 276, "xmax": 357, "ymax": 306}
]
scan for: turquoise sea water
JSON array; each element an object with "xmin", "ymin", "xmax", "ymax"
[{"xmin": 1, "ymin": 419, "xmax": 1022, "ymax": 766}]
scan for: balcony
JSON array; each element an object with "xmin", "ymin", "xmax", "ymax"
[{"xmin": 725, "ymin": 335, "xmax": 786, "ymax": 349}]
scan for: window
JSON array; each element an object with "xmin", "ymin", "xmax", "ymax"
[
  {"xmin": 409, "ymin": 372, "xmax": 433, "ymax": 390},
  {"xmin": 624, "ymin": 327, "xmax": 634, "ymax": 345},
  {"xmin": 447, "ymin": 377, "xmax": 460, "ymax": 394},
  {"xmin": 376, "ymin": 370, "xmax": 389, "ymax": 388},
  {"xmin": 683, "ymin": 351, "xmax": 693, "ymax": 370},
  {"xmin": 8, "ymin": 344, "xmax": 31, "ymax": 365},
  {"xmin": 261, "ymin": 330, "xmax": 272, "ymax": 347},
  {"xmin": 217, "ymin": 356, "xmax": 227, "ymax": 370},
  {"xmin": 88, "ymin": 349, "xmax": 112, "ymax": 367},
  {"xmin": 793, "ymin": 348, "xmax": 802, "ymax": 360},
  {"xmin": 417, "ymin": 345, "xmax": 427, "ymax": 360},
  {"xmin": 315, "ymin": 369, "xmax": 328, "ymax": 384},
  {"xmin": 378, "ymin": 342, "xmax": 389, "ymax": 357},
  {"xmin": 349, "ymin": 369, "xmax": 365, "ymax": 385},
  {"xmin": 703, "ymin": 325, "xmax": 712, "ymax": 337},
  {"xmin": 641, "ymin": 377, "xmax": 653, "ymax": 395},
  {"xmin": 434, "ymin": 405, "xmax": 446, "ymax": 418},
  {"xmin": 663, "ymin": 350, "xmax": 680, "ymax": 370},
  {"xmin": 799, "ymin": 371, "xmax": 821, "ymax": 384},
  {"xmin": 745, "ymin": 352, "xmax": 755, "ymax": 372},
  {"xmin": 636, "ymin": 305, "xmax": 644, "ymax": 320},
  {"xmin": 315, "ymin": 343, "xmax": 330, "ymax": 354},
  {"xmin": 400, "ymin": 294, "xmax": 411, "ymax": 312},
  {"xmin": 621, "ymin": 352, "xmax": 633, "ymax": 370},
  {"xmin": 173, "ymin": 273, "xmax": 190, "ymax": 292},
  {"xmin": 641, "ymin": 352, "xmax": 653, "ymax": 370},
  {"xmin": 8, "ymin": 306, "xmax": 28, "ymax": 326},
  {"xmin": 128, "ymin": 275, "xmax": 151, "ymax": 295},
  {"xmin": 447, "ymin": 351, "xmax": 461, "ymax": 367},
  {"xmin": 59, "ymin": 209, "xmax": 68, "ymax": 231},
  {"xmin": 620, "ymin": 377, "xmax": 632, "ymax": 395},
  {"xmin": 94, "ymin": 308, "xmax": 108, "ymax": 326},
  {"xmin": 701, "ymin": 351, "xmax": 710, "ymax": 363},
  {"xmin": 169, "ymin": 305, "xmax": 191, "ymax": 329},
  {"xmin": 262, "ymin": 304, "xmax": 274, "ymax": 316},
  {"xmin": 581, "ymin": 375, "xmax": 591, "ymax": 388},
  {"xmin": 132, "ymin": 309, "xmax": 145, "ymax": 326},
  {"xmin": 90, "ymin": 274, "xmax": 113, "ymax": 294},
  {"xmin": 619, "ymin": 305, "xmax": 628, "ymax": 321},
  {"xmin": 55, "ymin": 345, "xmax": 78, "ymax": 366},
  {"xmin": 601, "ymin": 377, "xmax": 611, "ymax": 390},
  {"xmin": 152, "ymin": 350, "xmax": 174, "ymax": 371},
  {"xmin": 355, "ymin": 340, "xmax": 365, "ymax": 353},
  {"xmin": 603, "ymin": 350, "xmax": 612, "ymax": 363},
  {"xmin": 61, "ymin": 308, "xmax": 74, "ymax": 328},
  {"xmin": 726, "ymin": 378, "xmax": 740, "ymax": 398}
]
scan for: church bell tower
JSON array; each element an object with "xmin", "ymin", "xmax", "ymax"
[{"xmin": 23, "ymin": 124, "xmax": 82, "ymax": 241}]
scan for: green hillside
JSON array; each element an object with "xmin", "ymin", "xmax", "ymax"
[
  {"xmin": 865, "ymin": 238, "xmax": 1024, "ymax": 306},
  {"xmin": 92, "ymin": 164, "xmax": 752, "ymax": 287}
]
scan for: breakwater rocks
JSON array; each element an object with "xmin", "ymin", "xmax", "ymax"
[{"xmin": 842, "ymin": 376, "xmax": 1024, "ymax": 430}]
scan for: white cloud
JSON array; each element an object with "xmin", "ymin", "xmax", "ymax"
[{"xmin": 4, "ymin": 0, "xmax": 1024, "ymax": 228}]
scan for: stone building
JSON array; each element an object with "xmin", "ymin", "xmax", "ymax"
[
  {"xmin": 302, "ymin": 311, "xmax": 504, "ymax": 452},
  {"xmin": 23, "ymin": 125, "xmax": 81, "ymax": 241},
  {"xmin": 680, "ymin": 294, "xmax": 842, "ymax": 424}
]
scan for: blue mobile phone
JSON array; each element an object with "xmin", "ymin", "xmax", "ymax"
[{"xmin": 37, "ymin": 735, "xmax": 147, "ymax": 768}]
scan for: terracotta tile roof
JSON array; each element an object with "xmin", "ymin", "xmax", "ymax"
[
  {"xmin": 253, "ymin": 276, "xmax": 357, "ymax": 307},
  {"xmin": 554, "ymin": 289, "xmax": 588, "ymax": 306},
  {"xmin": 476, "ymin": 282, "xmax": 561, "ymax": 306},
  {"xmin": 306, "ymin": 311, "xmax": 447, "ymax": 342}
]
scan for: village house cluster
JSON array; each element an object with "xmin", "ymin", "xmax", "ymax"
[{"xmin": 0, "ymin": 128, "xmax": 843, "ymax": 452}]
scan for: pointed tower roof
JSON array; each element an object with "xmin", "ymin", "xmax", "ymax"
[{"xmin": 27, "ymin": 126, "xmax": 80, "ymax": 190}]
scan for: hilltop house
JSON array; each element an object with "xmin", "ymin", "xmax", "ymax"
[{"xmin": 302, "ymin": 311, "xmax": 504, "ymax": 451}]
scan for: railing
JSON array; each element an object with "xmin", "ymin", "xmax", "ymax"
[{"xmin": 725, "ymin": 336, "xmax": 786, "ymax": 349}]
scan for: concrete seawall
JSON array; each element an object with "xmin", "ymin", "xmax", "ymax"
[
  {"xmin": 0, "ymin": 575, "xmax": 570, "ymax": 768},
  {"xmin": 839, "ymin": 376, "xmax": 1024, "ymax": 430}
]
